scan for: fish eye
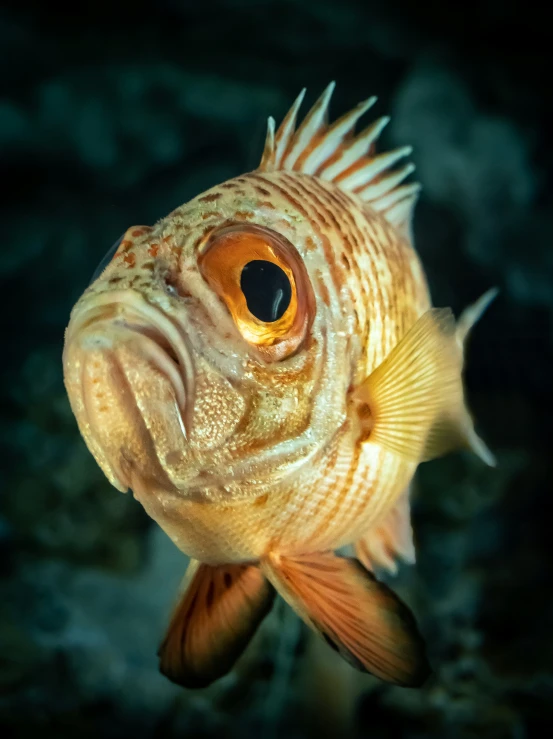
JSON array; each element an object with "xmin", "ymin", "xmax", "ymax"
[
  {"xmin": 198, "ymin": 224, "xmax": 315, "ymax": 361},
  {"xmin": 240, "ymin": 260, "xmax": 292, "ymax": 322},
  {"xmin": 89, "ymin": 235, "xmax": 123, "ymax": 285}
]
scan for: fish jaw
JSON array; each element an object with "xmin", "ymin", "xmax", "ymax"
[{"xmin": 62, "ymin": 289, "xmax": 195, "ymax": 496}]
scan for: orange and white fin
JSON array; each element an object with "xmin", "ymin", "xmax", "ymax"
[
  {"xmin": 258, "ymin": 83, "xmax": 419, "ymax": 235},
  {"xmin": 356, "ymin": 487, "xmax": 415, "ymax": 575},
  {"xmin": 352, "ymin": 300, "xmax": 495, "ymax": 466},
  {"xmin": 262, "ymin": 552, "xmax": 429, "ymax": 687},
  {"xmin": 158, "ymin": 558, "xmax": 274, "ymax": 688}
]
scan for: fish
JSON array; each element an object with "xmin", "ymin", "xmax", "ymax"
[{"xmin": 62, "ymin": 82, "xmax": 496, "ymax": 689}]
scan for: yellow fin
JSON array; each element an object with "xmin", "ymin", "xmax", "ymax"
[
  {"xmin": 356, "ymin": 486, "xmax": 415, "ymax": 575},
  {"xmin": 353, "ymin": 301, "xmax": 495, "ymax": 466},
  {"xmin": 158, "ymin": 559, "xmax": 274, "ymax": 688},
  {"xmin": 456, "ymin": 287, "xmax": 499, "ymax": 346},
  {"xmin": 262, "ymin": 552, "xmax": 430, "ymax": 687}
]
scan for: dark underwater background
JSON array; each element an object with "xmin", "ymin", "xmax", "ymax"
[{"xmin": 1, "ymin": 1, "xmax": 552, "ymax": 737}]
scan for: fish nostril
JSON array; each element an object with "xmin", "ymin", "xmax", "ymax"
[{"xmin": 164, "ymin": 275, "xmax": 193, "ymax": 300}]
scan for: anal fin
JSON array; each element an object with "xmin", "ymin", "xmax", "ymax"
[
  {"xmin": 158, "ymin": 559, "xmax": 274, "ymax": 688},
  {"xmin": 356, "ymin": 487, "xmax": 415, "ymax": 575},
  {"xmin": 262, "ymin": 552, "xmax": 429, "ymax": 687}
]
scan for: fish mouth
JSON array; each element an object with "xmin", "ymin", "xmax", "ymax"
[
  {"xmin": 67, "ymin": 289, "xmax": 195, "ymax": 425},
  {"xmin": 63, "ymin": 290, "xmax": 195, "ymax": 491}
]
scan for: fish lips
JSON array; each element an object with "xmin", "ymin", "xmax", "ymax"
[{"xmin": 63, "ymin": 299, "xmax": 194, "ymax": 495}]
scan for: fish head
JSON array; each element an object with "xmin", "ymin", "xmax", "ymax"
[{"xmin": 63, "ymin": 177, "xmax": 352, "ymax": 505}]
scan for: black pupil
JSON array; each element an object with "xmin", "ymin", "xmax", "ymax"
[{"xmin": 240, "ymin": 260, "xmax": 292, "ymax": 322}]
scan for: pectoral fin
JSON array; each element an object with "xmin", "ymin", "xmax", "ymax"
[
  {"xmin": 352, "ymin": 293, "xmax": 496, "ymax": 466},
  {"xmin": 262, "ymin": 552, "xmax": 429, "ymax": 687},
  {"xmin": 158, "ymin": 559, "xmax": 274, "ymax": 688},
  {"xmin": 356, "ymin": 486, "xmax": 415, "ymax": 575}
]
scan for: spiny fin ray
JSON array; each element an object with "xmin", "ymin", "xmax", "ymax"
[{"xmin": 258, "ymin": 84, "xmax": 419, "ymax": 235}]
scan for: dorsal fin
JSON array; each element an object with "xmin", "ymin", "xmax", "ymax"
[{"xmin": 258, "ymin": 83, "xmax": 420, "ymax": 235}]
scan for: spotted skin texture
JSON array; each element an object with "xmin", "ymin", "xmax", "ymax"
[{"xmin": 63, "ymin": 166, "xmax": 429, "ymax": 567}]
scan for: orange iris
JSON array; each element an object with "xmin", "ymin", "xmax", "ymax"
[{"xmin": 198, "ymin": 224, "xmax": 314, "ymax": 360}]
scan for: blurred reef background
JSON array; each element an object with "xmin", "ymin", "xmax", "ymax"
[{"xmin": 1, "ymin": 1, "xmax": 552, "ymax": 737}]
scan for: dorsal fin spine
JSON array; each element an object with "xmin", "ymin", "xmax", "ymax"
[
  {"xmin": 258, "ymin": 85, "xmax": 420, "ymax": 235},
  {"xmin": 302, "ymin": 96, "xmax": 377, "ymax": 175},
  {"xmin": 274, "ymin": 88, "xmax": 306, "ymax": 166},
  {"xmin": 359, "ymin": 162, "xmax": 415, "ymax": 201},
  {"xmin": 318, "ymin": 116, "xmax": 390, "ymax": 180},
  {"xmin": 283, "ymin": 82, "xmax": 336, "ymax": 169},
  {"xmin": 259, "ymin": 116, "xmax": 276, "ymax": 171},
  {"xmin": 371, "ymin": 182, "xmax": 421, "ymax": 212},
  {"xmin": 338, "ymin": 146, "xmax": 413, "ymax": 191}
]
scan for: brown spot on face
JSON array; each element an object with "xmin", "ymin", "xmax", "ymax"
[
  {"xmin": 305, "ymin": 235, "xmax": 316, "ymax": 252},
  {"xmin": 342, "ymin": 254, "xmax": 351, "ymax": 270},
  {"xmin": 143, "ymin": 262, "xmax": 155, "ymax": 272},
  {"xmin": 235, "ymin": 210, "xmax": 254, "ymax": 220},
  {"xmin": 318, "ymin": 277, "xmax": 331, "ymax": 307},
  {"xmin": 121, "ymin": 240, "xmax": 133, "ymax": 252},
  {"xmin": 165, "ymin": 450, "xmax": 183, "ymax": 466},
  {"xmin": 260, "ymin": 200, "xmax": 276, "ymax": 210},
  {"xmin": 132, "ymin": 229, "xmax": 145, "ymax": 238},
  {"xmin": 148, "ymin": 243, "xmax": 159, "ymax": 257},
  {"xmin": 255, "ymin": 186, "xmax": 271, "ymax": 197},
  {"xmin": 221, "ymin": 182, "xmax": 238, "ymax": 189},
  {"xmin": 109, "ymin": 276, "xmax": 122, "ymax": 285},
  {"xmin": 123, "ymin": 253, "xmax": 136, "ymax": 267},
  {"xmin": 199, "ymin": 192, "xmax": 222, "ymax": 203},
  {"xmin": 254, "ymin": 493, "xmax": 269, "ymax": 508}
]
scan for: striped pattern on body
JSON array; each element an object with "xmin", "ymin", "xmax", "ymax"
[{"xmin": 152, "ymin": 169, "xmax": 430, "ymax": 563}]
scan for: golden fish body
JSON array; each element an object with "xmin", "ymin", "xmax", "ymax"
[
  {"xmin": 64, "ymin": 167, "xmax": 428, "ymax": 564},
  {"xmin": 63, "ymin": 84, "xmax": 494, "ymax": 688},
  {"xmin": 133, "ymin": 171, "xmax": 430, "ymax": 564}
]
